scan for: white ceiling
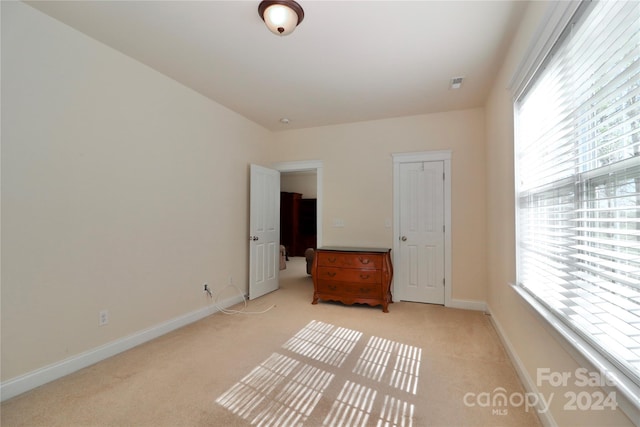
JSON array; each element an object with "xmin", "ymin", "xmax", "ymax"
[{"xmin": 25, "ymin": 0, "xmax": 528, "ymax": 131}]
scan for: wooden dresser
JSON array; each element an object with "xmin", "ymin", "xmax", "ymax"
[{"xmin": 311, "ymin": 247, "xmax": 393, "ymax": 312}]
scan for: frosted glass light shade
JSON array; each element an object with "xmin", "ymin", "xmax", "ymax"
[{"xmin": 259, "ymin": 1, "xmax": 304, "ymax": 36}]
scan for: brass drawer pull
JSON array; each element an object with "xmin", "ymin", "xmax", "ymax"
[
  {"xmin": 328, "ymin": 284, "xmax": 337, "ymax": 291},
  {"xmin": 360, "ymin": 274, "xmax": 370, "ymax": 280},
  {"xmin": 327, "ymin": 271, "xmax": 336, "ymax": 277},
  {"xmin": 359, "ymin": 257, "xmax": 370, "ymax": 264},
  {"xmin": 328, "ymin": 257, "xmax": 337, "ymax": 263}
]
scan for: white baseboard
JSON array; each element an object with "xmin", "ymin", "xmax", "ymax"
[
  {"xmin": 448, "ymin": 298, "xmax": 487, "ymax": 312},
  {"xmin": 486, "ymin": 304, "xmax": 557, "ymax": 427},
  {"xmin": 0, "ymin": 295, "xmax": 244, "ymax": 402}
]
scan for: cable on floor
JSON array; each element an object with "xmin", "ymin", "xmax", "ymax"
[{"xmin": 211, "ymin": 283, "xmax": 276, "ymax": 315}]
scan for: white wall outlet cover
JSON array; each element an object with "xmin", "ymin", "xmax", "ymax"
[{"xmin": 99, "ymin": 310, "xmax": 109, "ymax": 326}]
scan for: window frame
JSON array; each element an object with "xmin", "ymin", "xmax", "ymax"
[{"xmin": 511, "ymin": 0, "xmax": 640, "ymax": 423}]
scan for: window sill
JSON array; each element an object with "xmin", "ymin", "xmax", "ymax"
[{"xmin": 511, "ymin": 283, "xmax": 640, "ymax": 426}]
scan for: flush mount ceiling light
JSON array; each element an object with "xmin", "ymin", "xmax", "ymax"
[{"xmin": 258, "ymin": 0, "xmax": 304, "ymax": 36}]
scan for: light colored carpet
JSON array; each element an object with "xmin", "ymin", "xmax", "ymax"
[{"xmin": 1, "ymin": 257, "xmax": 541, "ymax": 427}]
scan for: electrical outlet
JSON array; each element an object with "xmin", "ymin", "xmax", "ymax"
[{"xmin": 99, "ymin": 310, "xmax": 109, "ymax": 326}]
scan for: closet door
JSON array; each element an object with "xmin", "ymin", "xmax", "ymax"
[{"xmin": 397, "ymin": 161, "xmax": 445, "ymax": 304}]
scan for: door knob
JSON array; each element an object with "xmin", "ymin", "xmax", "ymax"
[
  {"xmin": 401, "ymin": 236, "xmax": 407, "ymax": 241},
  {"xmin": 253, "ymin": 236, "xmax": 259, "ymax": 241}
]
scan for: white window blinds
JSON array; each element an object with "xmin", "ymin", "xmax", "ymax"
[{"xmin": 516, "ymin": 0, "xmax": 640, "ymax": 384}]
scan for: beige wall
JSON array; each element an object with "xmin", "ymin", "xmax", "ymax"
[
  {"xmin": 1, "ymin": 2, "xmax": 272, "ymax": 380},
  {"xmin": 270, "ymin": 110, "xmax": 488, "ymax": 303},
  {"xmin": 485, "ymin": 1, "xmax": 633, "ymax": 425},
  {"xmin": 281, "ymin": 172, "xmax": 317, "ymax": 199}
]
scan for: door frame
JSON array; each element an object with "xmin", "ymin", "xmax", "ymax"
[
  {"xmin": 271, "ymin": 160, "xmax": 323, "ymax": 249},
  {"xmin": 392, "ymin": 151, "xmax": 452, "ymax": 306}
]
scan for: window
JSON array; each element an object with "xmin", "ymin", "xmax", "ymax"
[{"xmin": 515, "ymin": 0, "xmax": 640, "ymax": 390}]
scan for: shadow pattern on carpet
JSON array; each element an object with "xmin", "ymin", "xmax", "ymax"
[{"xmin": 216, "ymin": 320, "xmax": 421, "ymax": 426}]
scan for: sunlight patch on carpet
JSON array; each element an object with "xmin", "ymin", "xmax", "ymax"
[
  {"xmin": 216, "ymin": 353, "xmax": 334, "ymax": 426},
  {"xmin": 353, "ymin": 336, "xmax": 422, "ymax": 395},
  {"xmin": 378, "ymin": 395, "xmax": 415, "ymax": 427},
  {"xmin": 282, "ymin": 320, "xmax": 362, "ymax": 367},
  {"xmin": 352, "ymin": 336, "xmax": 395, "ymax": 382},
  {"xmin": 323, "ymin": 380, "xmax": 376, "ymax": 427},
  {"xmin": 216, "ymin": 320, "xmax": 419, "ymax": 426},
  {"xmin": 389, "ymin": 343, "xmax": 422, "ymax": 394}
]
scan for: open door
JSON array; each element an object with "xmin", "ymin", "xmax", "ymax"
[{"xmin": 249, "ymin": 164, "xmax": 280, "ymax": 299}]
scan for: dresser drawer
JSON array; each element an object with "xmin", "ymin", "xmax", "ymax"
[
  {"xmin": 316, "ymin": 267, "xmax": 380, "ymax": 283},
  {"xmin": 316, "ymin": 280, "xmax": 382, "ymax": 298},
  {"xmin": 316, "ymin": 252, "xmax": 382, "ymax": 269}
]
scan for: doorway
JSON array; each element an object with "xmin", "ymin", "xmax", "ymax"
[
  {"xmin": 280, "ymin": 172, "xmax": 317, "ymax": 257},
  {"xmin": 393, "ymin": 151, "xmax": 452, "ymax": 306},
  {"xmin": 273, "ymin": 160, "xmax": 323, "ymax": 275}
]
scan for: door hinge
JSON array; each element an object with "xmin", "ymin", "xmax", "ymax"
[
  {"xmin": 443, "ymin": 172, "xmax": 445, "ymax": 180},
  {"xmin": 443, "ymin": 278, "xmax": 445, "ymax": 286},
  {"xmin": 443, "ymin": 225, "xmax": 445, "ymax": 233}
]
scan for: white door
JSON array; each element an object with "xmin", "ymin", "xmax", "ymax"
[
  {"xmin": 397, "ymin": 161, "xmax": 445, "ymax": 304},
  {"xmin": 249, "ymin": 164, "xmax": 280, "ymax": 300}
]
